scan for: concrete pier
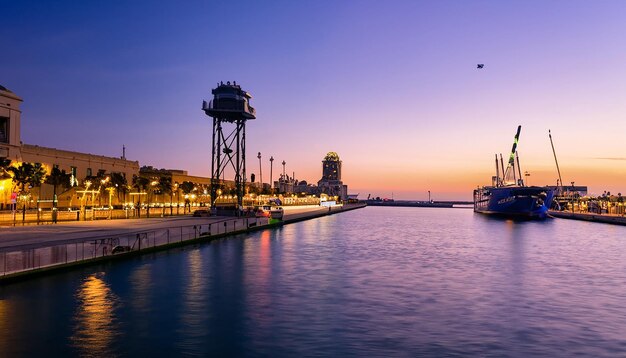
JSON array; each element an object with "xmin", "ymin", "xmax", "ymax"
[
  {"xmin": 0, "ymin": 203, "xmax": 366, "ymax": 282},
  {"xmin": 549, "ymin": 210, "xmax": 626, "ymax": 226}
]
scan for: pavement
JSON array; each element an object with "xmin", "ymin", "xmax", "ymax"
[{"xmin": 0, "ymin": 205, "xmax": 330, "ymax": 251}]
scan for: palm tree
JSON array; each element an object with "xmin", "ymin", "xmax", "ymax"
[
  {"xmin": 45, "ymin": 167, "xmax": 71, "ymax": 222},
  {"xmin": 132, "ymin": 175, "xmax": 150, "ymax": 217},
  {"xmin": 180, "ymin": 181, "xmax": 195, "ymax": 213},
  {"xmin": 110, "ymin": 172, "xmax": 128, "ymax": 204},
  {"xmin": 156, "ymin": 176, "xmax": 173, "ymax": 215},
  {"xmin": 8, "ymin": 162, "xmax": 47, "ymax": 222},
  {"xmin": 0, "ymin": 158, "xmax": 11, "ymax": 179}
]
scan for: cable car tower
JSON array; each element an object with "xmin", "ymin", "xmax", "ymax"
[{"xmin": 202, "ymin": 81, "xmax": 256, "ymax": 212}]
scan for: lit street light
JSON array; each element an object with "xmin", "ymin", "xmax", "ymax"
[
  {"xmin": 269, "ymin": 156, "xmax": 274, "ymax": 194},
  {"xmin": 257, "ymin": 152, "xmax": 262, "ymax": 192}
]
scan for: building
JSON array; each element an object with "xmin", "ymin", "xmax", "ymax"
[
  {"xmin": 0, "ymin": 84, "xmax": 139, "ymax": 208},
  {"xmin": 317, "ymin": 152, "xmax": 348, "ymax": 200}
]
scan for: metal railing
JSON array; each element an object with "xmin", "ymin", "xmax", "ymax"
[{"xmin": 0, "ymin": 216, "xmax": 269, "ymax": 277}]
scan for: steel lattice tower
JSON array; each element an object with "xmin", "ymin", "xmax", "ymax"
[{"xmin": 202, "ymin": 81, "xmax": 256, "ymax": 213}]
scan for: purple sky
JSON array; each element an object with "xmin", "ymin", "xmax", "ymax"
[{"xmin": 3, "ymin": 1, "xmax": 626, "ymax": 199}]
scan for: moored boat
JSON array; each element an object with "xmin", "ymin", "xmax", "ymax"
[{"xmin": 473, "ymin": 126, "xmax": 554, "ymax": 219}]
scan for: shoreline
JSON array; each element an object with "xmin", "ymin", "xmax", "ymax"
[{"xmin": 0, "ymin": 203, "xmax": 366, "ymax": 283}]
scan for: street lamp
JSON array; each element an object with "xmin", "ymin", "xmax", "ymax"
[
  {"xmin": 282, "ymin": 160, "xmax": 286, "ymax": 178},
  {"xmin": 257, "ymin": 152, "xmax": 262, "ymax": 193},
  {"xmin": 524, "ymin": 171, "xmax": 530, "ymax": 186},
  {"xmin": 269, "ymin": 156, "xmax": 274, "ymax": 194}
]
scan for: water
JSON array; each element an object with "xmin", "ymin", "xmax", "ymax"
[{"xmin": 1, "ymin": 207, "xmax": 625, "ymax": 357}]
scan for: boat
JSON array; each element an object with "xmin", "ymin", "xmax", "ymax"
[
  {"xmin": 473, "ymin": 125, "xmax": 554, "ymax": 219},
  {"xmin": 269, "ymin": 206, "xmax": 284, "ymax": 220},
  {"xmin": 254, "ymin": 204, "xmax": 284, "ymax": 220}
]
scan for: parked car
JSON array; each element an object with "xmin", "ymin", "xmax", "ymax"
[{"xmin": 193, "ymin": 209, "xmax": 211, "ymax": 217}]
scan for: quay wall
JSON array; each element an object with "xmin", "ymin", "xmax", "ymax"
[
  {"xmin": 0, "ymin": 203, "xmax": 366, "ymax": 283},
  {"xmin": 549, "ymin": 210, "xmax": 626, "ymax": 226}
]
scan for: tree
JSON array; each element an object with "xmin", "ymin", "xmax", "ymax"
[
  {"xmin": 0, "ymin": 158, "xmax": 11, "ymax": 179},
  {"xmin": 8, "ymin": 162, "xmax": 47, "ymax": 222},
  {"xmin": 180, "ymin": 181, "xmax": 195, "ymax": 212},
  {"xmin": 110, "ymin": 172, "xmax": 128, "ymax": 204},
  {"xmin": 154, "ymin": 176, "xmax": 173, "ymax": 215},
  {"xmin": 45, "ymin": 167, "xmax": 71, "ymax": 222}
]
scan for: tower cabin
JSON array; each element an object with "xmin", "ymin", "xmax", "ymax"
[{"xmin": 202, "ymin": 81, "xmax": 256, "ymax": 121}]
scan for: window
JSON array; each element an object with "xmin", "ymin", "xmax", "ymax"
[
  {"xmin": 86, "ymin": 168, "xmax": 92, "ymax": 177},
  {"xmin": 0, "ymin": 117, "xmax": 8, "ymax": 143}
]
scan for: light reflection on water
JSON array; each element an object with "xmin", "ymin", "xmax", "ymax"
[
  {"xmin": 71, "ymin": 273, "xmax": 120, "ymax": 357},
  {"xmin": 177, "ymin": 249, "xmax": 208, "ymax": 355},
  {"xmin": 0, "ymin": 207, "xmax": 625, "ymax": 356}
]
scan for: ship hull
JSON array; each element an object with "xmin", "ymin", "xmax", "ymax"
[{"xmin": 473, "ymin": 186, "xmax": 554, "ymax": 219}]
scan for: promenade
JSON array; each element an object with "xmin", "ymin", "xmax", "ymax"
[{"xmin": 0, "ymin": 204, "xmax": 365, "ymax": 280}]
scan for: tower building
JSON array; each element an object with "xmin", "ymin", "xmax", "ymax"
[{"xmin": 202, "ymin": 81, "xmax": 256, "ymax": 212}]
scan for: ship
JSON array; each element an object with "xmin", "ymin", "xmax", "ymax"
[{"xmin": 473, "ymin": 126, "xmax": 554, "ymax": 219}]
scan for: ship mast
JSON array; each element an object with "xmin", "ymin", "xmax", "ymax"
[
  {"xmin": 503, "ymin": 125, "xmax": 522, "ymax": 185},
  {"xmin": 549, "ymin": 129, "xmax": 563, "ymax": 194}
]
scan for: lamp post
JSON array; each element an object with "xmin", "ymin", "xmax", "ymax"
[
  {"xmin": 524, "ymin": 171, "xmax": 530, "ymax": 186},
  {"xmin": 269, "ymin": 156, "xmax": 274, "ymax": 194},
  {"xmin": 257, "ymin": 152, "xmax": 262, "ymax": 193},
  {"xmin": 282, "ymin": 160, "xmax": 286, "ymax": 194},
  {"xmin": 571, "ymin": 181, "xmax": 575, "ymax": 212}
]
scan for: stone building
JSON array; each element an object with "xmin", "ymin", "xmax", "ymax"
[
  {"xmin": 317, "ymin": 152, "xmax": 348, "ymax": 200},
  {"xmin": 0, "ymin": 84, "xmax": 139, "ymax": 208}
]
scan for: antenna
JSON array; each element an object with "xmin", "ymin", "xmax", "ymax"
[
  {"xmin": 122, "ymin": 145, "xmax": 126, "ymax": 160},
  {"xmin": 549, "ymin": 130, "xmax": 563, "ymax": 194}
]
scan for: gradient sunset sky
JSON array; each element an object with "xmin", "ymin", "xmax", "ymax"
[{"xmin": 3, "ymin": 1, "xmax": 626, "ymax": 200}]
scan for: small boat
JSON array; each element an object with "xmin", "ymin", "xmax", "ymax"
[
  {"xmin": 473, "ymin": 126, "xmax": 554, "ymax": 219},
  {"xmin": 255, "ymin": 205, "xmax": 284, "ymax": 220},
  {"xmin": 269, "ymin": 206, "xmax": 284, "ymax": 220}
]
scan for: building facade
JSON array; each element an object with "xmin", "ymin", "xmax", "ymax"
[
  {"xmin": 0, "ymin": 85, "xmax": 139, "ymax": 208},
  {"xmin": 317, "ymin": 152, "xmax": 348, "ymax": 200}
]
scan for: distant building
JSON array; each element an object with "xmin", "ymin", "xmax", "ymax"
[
  {"xmin": 317, "ymin": 152, "xmax": 348, "ymax": 200},
  {"xmin": 0, "ymin": 84, "xmax": 139, "ymax": 208}
]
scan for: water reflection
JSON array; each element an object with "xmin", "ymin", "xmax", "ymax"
[
  {"xmin": 178, "ymin": 249, "xmax": 208, "ymax": 354},
  {"xmin": 71, "ymin": 273, "xmax": 120, "ymax": 356},
  {"xmin": 0, "ymin": 298, "xmax": 8, "ymax": 353}
]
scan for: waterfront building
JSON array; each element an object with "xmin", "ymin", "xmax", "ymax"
[
  {"xmin": 0, "ymin": 85, "xmax": 139, "ymax": 208},
  {"xmin": 274, "ymin": 152, "xmax": 349, "ymax": 201},
  {"xmin": 317, "ymin": 152, "xmax": 348, "ymax": 200}
]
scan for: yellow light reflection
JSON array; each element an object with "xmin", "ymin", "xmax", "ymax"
[
  {"xmin": 71, "ymin": 273, "xmax": 120, "ymax": 356},
  {"xmin": 0, "ymin": 298, "xmax": 8, "ymax": 353}
]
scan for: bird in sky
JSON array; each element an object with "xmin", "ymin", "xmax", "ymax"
[{"xmin": 477, "ymin": 64, "xmax": 485, "ymax": 69}]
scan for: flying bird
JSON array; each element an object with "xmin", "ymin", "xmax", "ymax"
[{"xmin": 477, "ymin": 64, "xmax": 485, "ymax": 69}]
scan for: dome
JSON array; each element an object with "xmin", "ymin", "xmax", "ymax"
[{"xmin": 324, "ymin": 152, "xmax": 340, "ymax": 161}]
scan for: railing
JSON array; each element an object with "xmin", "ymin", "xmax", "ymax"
[
  {"xmin": 0, "ymin": 207, "xmax": 199, "ymax": 226},
  {"xmin": 0, "ymin": 216, "xmax": 269, "ymax": 277},
  {"xmin": 204, "ymin": 100, "xmax": 255, "ymax": 116}
]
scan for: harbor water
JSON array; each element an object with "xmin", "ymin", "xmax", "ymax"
[{"xmin": 1, "ymin": 206, "xmax": 625, "ymax": 357}]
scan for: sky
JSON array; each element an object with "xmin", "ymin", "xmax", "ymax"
[{"xmin": 2, "ymin": 0, "xmax": 626, "ymax": 200}]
